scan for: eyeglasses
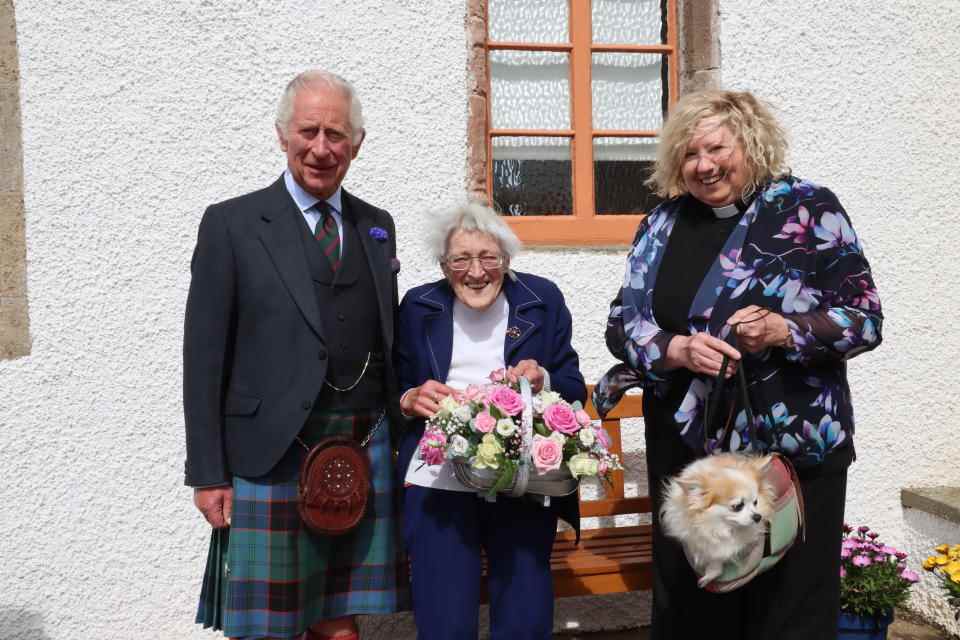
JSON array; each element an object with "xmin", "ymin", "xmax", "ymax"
[{"xmin": 443, "ymin": 254, "xmax": 504, "ymax": 271}]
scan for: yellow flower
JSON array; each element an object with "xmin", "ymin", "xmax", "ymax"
[
  {"xmin": 935, "ymin": 544, "xmax": 950, "ymax": 554},
  {"xmin": 473, "ymin": 433, "xmax": 502, "ymax": 470},
  {"xmin": 949, "ymin": 544, "xmax": 960, "ymax": 559},
  {"xmin": 923, "ymin": 557, "xmax": 938, "ymax": 570},
  {"xmin": 935, "ymin": 555, "xmax": 950, "ymax": 566}
]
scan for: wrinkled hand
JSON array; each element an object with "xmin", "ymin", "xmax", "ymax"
[
  {"xmin": 506, "ymin": 359, "xmax": 545, "ymax": 393},
  {"xmin": 194, "ymin": 486, "xmax": 233, "ymax": 528},
  {"xmin": 727, "ymin": 305, "xmax": 790, "ymax": 354},
  {"xmin": 668, "ymin": 332, "xmax": 741, "ymax": 378},
  {"xmin": 401, "ymin": 379, "xmax": 457, "ymax": 418}
]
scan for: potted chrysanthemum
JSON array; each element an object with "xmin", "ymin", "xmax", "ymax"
[
  {"xmin": 838, "ymin": 524, "xmax": 919, "ymax": 639},
  {"xmin": 922, "ymin": 543, "xmax": 960, "ymax": 623}
]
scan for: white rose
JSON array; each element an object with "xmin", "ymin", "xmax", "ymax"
[
  {"xmin": 439, "ymin": 396, "xmax": 460, "ymax": 413},
  {"xmin": 496, "ymin": 418, "xmax": 517, "ymax": 437},
  {"xmin": 550, "ymin": 431, "xmax": 567, "ymax": 445},
  {"xmin": 537, "ymin": 390, "xmax": 562, "ymax": 409},
  {"xmin": 578, "ymin": 428, "xmax": 596, "ymax": 447},
  {"xmin": 449, "ymin": 434, "xmax": 470, "ymax": 457},
  {"xmin": 453, "ymin": 405, "xmax": 473, "ymax": 423}
]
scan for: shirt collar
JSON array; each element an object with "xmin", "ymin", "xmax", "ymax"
[{"xmin": 283, "ymin": 170, "xmax": 343, "ymax": 215}]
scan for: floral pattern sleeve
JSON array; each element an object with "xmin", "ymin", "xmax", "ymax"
[{"xmin": 776, "ymin": 188, "xmax": 883, "ymax": 365}]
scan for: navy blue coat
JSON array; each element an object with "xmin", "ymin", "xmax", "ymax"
[{"xmin": 395, "ymin": 271, "xmax": 586, "ymax": 534}]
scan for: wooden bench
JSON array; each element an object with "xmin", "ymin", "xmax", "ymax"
[
  {"xmin": 551, "ymin": 389, "xmax": 652, "ymax": 597},
  {"xmin": 479, "ymin": 388, "xmax": 652, "ymax": 600}
]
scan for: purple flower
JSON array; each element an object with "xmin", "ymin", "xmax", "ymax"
[
  {"xmin": 369, "ymin": 226, "xmax": 389, "ymax": 242},
  {"xmin": 900, "ymin": 569, "xmax": 920, "ymax": 583},
  {"xmin": 868, "ymin": 532, "xmax": 880, "ymax": 540},
  {"xmin": 842, "ymin": 523, "xmax": 853, "ymax": 534},
  {"xmin": 895, "ymin": 551, "xmax": 908, "ymax": 560},
  {"xmin": 840, "ymin": 548, "xmax": 852, "ymax": 559},
  {"xmin": 839, "ymin": 566, "xmax": 846, "ymax": 578},
  {"xmin": 852, "ymin": 555, "xmax": 872, "ymax": 567},
  {"xmin": 858, "ymin": 526, "xmax": 870, "ymax": 534}
]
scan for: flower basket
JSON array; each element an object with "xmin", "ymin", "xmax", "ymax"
[{"xmin": 417, "ymin": 372, "xmax": 622, "ymax": 500}]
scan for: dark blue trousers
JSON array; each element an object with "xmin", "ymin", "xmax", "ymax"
[{"xmin": 403, "ymin": 484, "xmax": 558, "ymax": 639}]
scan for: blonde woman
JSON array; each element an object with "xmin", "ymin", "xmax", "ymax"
[{"xmin": 596, "ymin": 90, "xmax": 883, "ymax": 638}]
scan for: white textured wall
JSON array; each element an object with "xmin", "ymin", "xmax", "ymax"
[
  {"xmin": 722, "ymin": 0, "xmax": 960, "ymax": 627},
  {"xmin": 0, "ymin": 1, "xmax": 957, "ymax": 638}
]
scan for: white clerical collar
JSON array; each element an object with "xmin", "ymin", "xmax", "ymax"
[
  {"xmin": 712, "ymin": 203, "xmax": 741, "ymax": 219},
  {"xmin": 283, "ymin": 170, "xmax": 343, "ymax": 215}
]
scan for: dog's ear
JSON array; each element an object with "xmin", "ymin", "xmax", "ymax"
[
  {"xmin": 751, "ymin": 454, "xmax": 775, "ymax": 475},
  {"xmin": 677, "ymin": 477, "xmax": 712, "ymax": 510}
]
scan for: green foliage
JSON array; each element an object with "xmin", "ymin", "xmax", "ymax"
[{"xmin": 840, "ymin": 525, "xmax": 917, "ymax": 617}]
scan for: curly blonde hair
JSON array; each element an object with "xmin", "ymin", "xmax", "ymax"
[{"xmin": 647, "ymin": 90, "xmax": 789, "ymax": 199}]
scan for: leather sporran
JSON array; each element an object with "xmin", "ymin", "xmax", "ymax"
[{"xmin": 297, "ymin": 436, "xmax": 371, "ymax": 536}]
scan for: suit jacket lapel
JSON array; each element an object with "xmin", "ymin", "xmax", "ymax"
[
  {"xmin": 257, "ymin": 177, "xmax": 324, "ymax": 339},
  {"xmin": 345, "ymin": 190, "xmax": 394, "ymax": 351},
  {"xmin": 503, "ymin": 275, "xmax": 543, "ymax": 364}
]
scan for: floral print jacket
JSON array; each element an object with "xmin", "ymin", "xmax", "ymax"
[{"xmin": 594, "ymin": 176, "xmax": 883, "ymax": 467}]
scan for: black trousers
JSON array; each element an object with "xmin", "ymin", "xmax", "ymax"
[{"xmin": 645, "ymin": 399, "xmax": 853, "ymax": 640}]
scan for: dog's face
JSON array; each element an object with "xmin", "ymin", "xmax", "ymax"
[{"xmin": 678, "ymin": 456, "xmax": 774, "ymax": 530}]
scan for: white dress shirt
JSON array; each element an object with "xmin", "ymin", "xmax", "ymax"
[{"xmin": 283, "ymin": 170, "xmax": 345, "ymax": 250}]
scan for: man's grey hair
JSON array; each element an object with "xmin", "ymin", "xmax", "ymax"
[
  {"xmin": 275, "ymin": 69, "xmax": 365, "ymax": 143},
  {"xmin": 426, "ymin": 202, "xmax": 522, "ymax": 263}
]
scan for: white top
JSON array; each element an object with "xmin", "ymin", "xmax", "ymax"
[
  {"xmin": 283, "ymin": 170, "xmax": 345, "ymax": 250},
  {"xmin": 404, "ymin": 293, "xmax": 509, "ymax": 492}
]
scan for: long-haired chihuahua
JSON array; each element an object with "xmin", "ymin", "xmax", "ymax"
[{"xmin": 659, "ymin": 453, "xmax": 776, "ymax": 588}]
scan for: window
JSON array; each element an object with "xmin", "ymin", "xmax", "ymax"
[
  {"xmin": 0, "ymin": 0, "xmax": 30, "ymax": 359},
  {"xmin": 467, "ymin": 0, "xmax": 719, "ymax": 246}
]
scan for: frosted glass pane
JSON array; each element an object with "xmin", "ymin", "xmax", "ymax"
[
  {"xmin": 592, "ymin": 0, "xmax": 664, "ymax": 44},
  {"xmin": 488, "ymin": 0, "xmax": 569, "ymax": 43},
  {"xmin": 490, "ymin": 51, "xmax": 570, "ymax": 130},
  {"xmin": 493, "ymin": 137, "xmax": 572, "ymax": 216},
  {"xmin": 594, "ymin": 137, "xmax": 663, "ymax": 214},
  {"xmin": 592, "ymin": 53, "xmax": 664, "ymax": 130}
]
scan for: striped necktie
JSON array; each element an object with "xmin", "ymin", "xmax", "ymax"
[{"xmin": 314, "ymin": 201, "xmax": 341, "ymax": 272}]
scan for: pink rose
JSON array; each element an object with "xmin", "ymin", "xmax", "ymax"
[
  {"xmin": 531, "ymin": 434, "xmax": 563, "ymax": 473},
  {"xmin": 575, "ymin": 409, "xmax": 592, "ymax": 427},
  {"xmin": 418, "ymin": 429, "xmax": 447, "ymax": 466},
  {"xmin": 594, "ymin": 427, "xmax": 611, "ymax": 449},
  {"xmin": 489, "ymin": 386, "xmax": 524, "ymax": 416},
  {"xmin": 473, "ymin": 411, "xmax": 496, "ymax": 433},
  {"xmin": 464, "ymin": 385, "xmax": 482, "ymax": 401},
  {"xmin": 543, "ymin": 403, "xmax": 579, "ymax": 435},
  {"xmin": 488, "ymin": 368, "xmax": 508, "ymax": 383}
]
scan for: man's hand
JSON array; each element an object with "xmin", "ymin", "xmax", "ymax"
[
  {"xmin": 194, "ymin": 486, "xmax": 233, "ymax": 528},
  {"xmin": 506, "ymin": 359, "xmax": 545, "ymax": 393},
  {"xmin": 400, "ymin": 380, "xmax": 458, "ymax": 419}
]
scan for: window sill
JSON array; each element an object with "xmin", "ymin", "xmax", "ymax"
[{"xmin": 505, "ymin": 215, "xmax": 645, "ymax": 248}]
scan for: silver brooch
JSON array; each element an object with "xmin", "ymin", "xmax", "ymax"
[{"xmin": 506, "ymin": 326, "xmax": 522, "ymax": 339}]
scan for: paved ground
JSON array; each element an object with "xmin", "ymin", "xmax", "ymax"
[{"xmin": 552, "ymin": 610, "xmax": 952, "ymax": 640}]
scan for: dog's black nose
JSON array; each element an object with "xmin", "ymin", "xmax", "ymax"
[{"xmin": 752, "ymin": 513, "xmax": 762, "ymax": 522}]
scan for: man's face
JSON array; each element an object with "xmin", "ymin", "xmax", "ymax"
[{"xmin": 277, "ymin": 84, "xmax": 363, "ymax": 200}]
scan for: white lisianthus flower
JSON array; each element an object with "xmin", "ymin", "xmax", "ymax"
[
  {"xmin": 578, "ymin": 428, "xmax": 596, "ymax": 447},
  {"xmin": 439, "ymin": 396, "xmax": 460, "ymax": 413},
  {"xmin": 449, "ymin": 434, "xmax": 470, "ymax": 458},
  {"xmin": 496, "ymin": 418, "xmax": 517, "ymax": 437},
  {"xmin": 550, "ymin": 431, "xmax": 567, "ymax": 445},
  {"xmin": 453, "ymin": 405, "xmax": 473, "ymax": 423}
]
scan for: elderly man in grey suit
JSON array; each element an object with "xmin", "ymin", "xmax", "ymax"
[{"xmin": 184, "ymin": 69, "xmax": 404, "ymax": 640}]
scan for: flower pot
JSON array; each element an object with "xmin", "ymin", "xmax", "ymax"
[{"xmin": 837, "ymin": 610, "xmax": 894, "ymax": 639}]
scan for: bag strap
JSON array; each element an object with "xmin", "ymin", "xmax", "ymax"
[{"xmin": 703, "ymin": 335, "xmax": 762, "ymax": 452}]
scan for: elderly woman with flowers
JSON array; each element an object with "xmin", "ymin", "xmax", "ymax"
[
  {"xmin": 395, "ymin": 202, "xmax": 585, "ymax": 639},
  {"xmin": 596, "ymin": 90, "xmax": 883, "ymax": 639}
]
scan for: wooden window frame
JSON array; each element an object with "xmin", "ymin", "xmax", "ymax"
[{"xmin": 467, "ymin": 0, "xmax": 719, "ymax": 247}]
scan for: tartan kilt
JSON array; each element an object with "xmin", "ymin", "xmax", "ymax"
[{"xmin": 195, "ymin": 410, "xmax": 406, "ymax": 639}]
